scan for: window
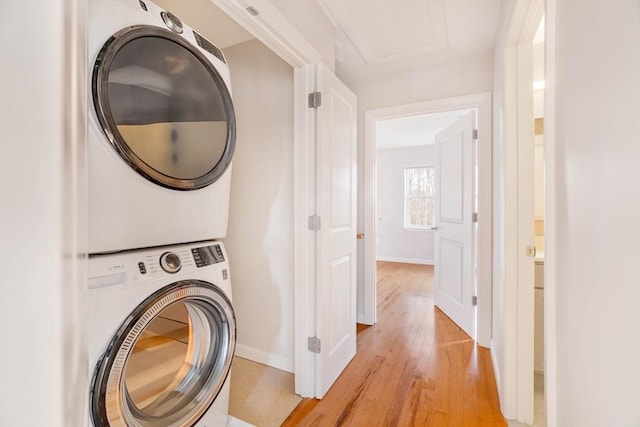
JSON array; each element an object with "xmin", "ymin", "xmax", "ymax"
[{"xmin": 404, "ymin": 166, "xmax": 435, "ymax": 228}]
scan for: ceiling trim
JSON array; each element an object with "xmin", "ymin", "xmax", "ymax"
[{"xmin": 318, "ymin": 0, "xmax": 449, "ymax": 66}]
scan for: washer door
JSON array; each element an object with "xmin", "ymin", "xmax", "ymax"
[
  {"xmin": 91, "ymin": 281, "xmax": 236, "ymax": 427},
  {"xmin": 92, "ymin": 26, "xmax": 235, "ymax": 190}
]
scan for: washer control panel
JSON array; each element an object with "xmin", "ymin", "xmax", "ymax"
[
  {"xmin": 88, "ymin": 241, "xmax": 227, "ymax": 290},
  {"xmin": 191, "ymin": 244, "xmax": 225, "ymax": 267}
]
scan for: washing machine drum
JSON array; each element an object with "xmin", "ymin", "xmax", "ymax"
[
  {"xmin": 92, "ymin": 26, "xmax": 236, "ymax": 190},
  {"xmin": 90, "ymin": 281, "xmax": 236, "ymax": 427}
]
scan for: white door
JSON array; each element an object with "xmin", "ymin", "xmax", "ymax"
[
  {"xmin": 434, "ymin": 111, "xmax": 476, "ymax": 338},
  {"xmin": 315, "ymin": 64, "xmax": 358, "ymax": 397}
]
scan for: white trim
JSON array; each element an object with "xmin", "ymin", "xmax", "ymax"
[
  {"xmin": 499, "ymin": 0, "xmax": 545, "ymax": 423},
  {"xmin": 63, "ymin": 1, "xmax": 89, "ymax": 424},
  {"xmin": 211, "ymin": 0, "xmax": 321, "ymax": 67},
  {"xmin": 543, "ymin": 1, "xmax": 557, "ymax": 425},
  {"xmin": 376, "ymin": 257, "xmax": 434, "ymax": 266},
  {"xmin": 515, "ymin": 42, "xmax": 535, "ymax": 426},
  {"xmin": 364, "ymin": 93, "xmax": 492, "ymax": 347},
  {"xmin": 234, "ymin": 344, "xmax": 295, "ymax": 373},
  {"xmin": 491, "ymin": 341, "xmax": 502, "ymax": 401},
  {"xmin": 293, "ymin": 65, "xmax": 317, "ymax": 397}
]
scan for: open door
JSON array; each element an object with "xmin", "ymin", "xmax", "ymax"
[
  {"xmin": 314, "ymin": 64, "xmax": 357, "ymax": 397},
  {"xmin": 433, "ymin": 111, "xmax": 476, "ymax": 338}
]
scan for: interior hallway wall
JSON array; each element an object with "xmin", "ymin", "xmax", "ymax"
[
  {"xmin": 223, "ymin": 39, "xmax": 295, "ymax": 372},
  {"xmin": 0, "ymin": 1, "xmax": 88, "ymax": 425},
  {"xmin": 336, "ymin": 53, "xmax": 494, "ymax": 321},
  {"xmin": 376, "ymin": 145, "xmax": 436, "ymax": 264},
  {"xmin": 553, "ymin": 1, "xmax": 640, "ymax": 425}
]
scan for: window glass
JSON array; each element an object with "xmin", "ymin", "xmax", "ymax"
[
  {"xmin": 103, "ymin": 35, "xmax": 232, "ymax": 182},
  {"xmin": 405, "ymin": 166, "xmax": 435, "ymax": 228}
]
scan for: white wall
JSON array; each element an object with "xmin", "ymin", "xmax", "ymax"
[
  {"xmin": 553, "ymin": 2, "xmax": 640, "ymax": 425},
  {"xmin": 335, "ymin": 53, "xmax": 494, "ymax": 323},
  {"xmin": 0, "ymin": 1, "xmax": 87, "ymax": 426},
  {"xmin": 376, "ymin": 146, "xmax": 436, "ymax": 264},
  {"xmin": 222, "ymin": 39, "xmax": 295, "ymax": 372}
]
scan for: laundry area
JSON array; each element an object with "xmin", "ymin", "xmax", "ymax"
[
  {"xmin": 84, "ymin": 0, "xmax": 315, "ymax": 425},
  {"xmin": 85, "ymin": 0, "xmax": 247, "ymax": 425},
  {"xmin": 2, "ymin": 0, "xmax": 350, "ymax": 425}
]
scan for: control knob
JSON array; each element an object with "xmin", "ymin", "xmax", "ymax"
[{"xmin": 160, "ymin": 252, "xmax": 181, "ymax": 274}]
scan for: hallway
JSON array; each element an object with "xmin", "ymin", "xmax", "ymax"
[{"xmin": 283, "ymin": 262, "xmax": 506, "ymax": 426}]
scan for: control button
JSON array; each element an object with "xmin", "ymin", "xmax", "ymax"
[
  {"xmin": 160, "ymin": 252, "xmax": 182, "ymax": 274},
  {"xmin": 138, "ymin": 262, "xmax": 147, "ymax": 274},
  {"xmin": 161, "ymin": 11, "xmax": 183, "ymax": 34},
  {"xmin": 222, "ymin": 269, "xmax": 228, "ymax": 280}
]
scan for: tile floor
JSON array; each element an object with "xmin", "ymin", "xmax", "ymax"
[{"xmin": 229, "ymin": 356, "xmax": 301, "ymax": 426}]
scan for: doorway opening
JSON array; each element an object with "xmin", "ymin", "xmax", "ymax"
[
  {"xmin": 363, "ymin": 93, "xmax": 492, "ymax": 348},
  {"xmin": 374, "ymin": 109, "xmax": 477, "ymax": 337}
]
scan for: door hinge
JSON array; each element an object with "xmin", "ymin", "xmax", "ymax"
[
  {"xmin": 473, "ymin": 129, "xmax": 478, "ymax": 140},
  {"xmin": 308, "ymin": 336, "xmax": 321, "ymax": 353},
  {"xmin": 526, "ymin": 246, "xmax": 537, "ymax": 257},
  {"xmin": 308, "ymin": 215, "xmax": 321, "ymax": 231},
  {"xmin": 472, "ymin": 295, "xmax": 478, "ymax": 306},
  {"xmin": 472, "ymin": 212, "xmax": 478, "ymax": 223},
  {"xmin": 308, "ymin": 91, "xmax": 322, "ymax": 108}
]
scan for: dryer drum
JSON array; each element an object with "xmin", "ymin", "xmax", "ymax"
[
  {"xmin": 92, "ymin": 25, "xmax": 236, "ymax": 191},
  {"xmin": 90, "ymin": 281, "xmax": 236, "ymax": 427}
]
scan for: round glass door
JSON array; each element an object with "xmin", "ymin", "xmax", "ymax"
[
  {"xmin": 92, "ymin": 26, "xmax": 236, "ymax": 190},
  {"xmin": 90, "ymin": 281, "xmax": 236, "ymax": 427}
]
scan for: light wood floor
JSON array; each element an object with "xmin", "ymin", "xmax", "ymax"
[{"xmin": 282, "ymin": 262, "xmax": 506, "ymax": 427}]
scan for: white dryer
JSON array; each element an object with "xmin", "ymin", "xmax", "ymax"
[
  {"xmin": 88, "ymin": 0, "xmax": 236, "ymax": 254},
  {"xmin": 88, "ymin": 241, "xmax": 236, "ymax": 426}
]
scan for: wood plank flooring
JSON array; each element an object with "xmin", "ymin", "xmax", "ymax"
[{"xmin": 282, "ymin": 262, "xmax": 506, "ymax": 427}]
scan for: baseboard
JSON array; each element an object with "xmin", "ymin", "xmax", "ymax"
[
  {"xmin": 234, "ymin": 343, "xmax": 294, "ymax": 373},
  {"xmin": 490, "ymin": 340, "xmax": 502, "ymax": 406},
  {"xmin": 356, "ymin": 313, "xmax": 375, "ymax": 325},
  {"xmin": 376, "ymin": 256, "xmax": 434, "ymax": 265}
]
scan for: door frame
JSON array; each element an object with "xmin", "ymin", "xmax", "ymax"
[
  {"xmin": 363, "ymin": 93, "xmax": 492, "ymax": 348},
  {"xmin": 499, "ymin": 0, "xmax": 549, "ymax": 424},
  {"xmin": 211, "ymin": 0, "xmax": 326, "ymax": 398}
]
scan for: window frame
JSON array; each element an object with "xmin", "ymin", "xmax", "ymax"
[{"xmin": 403, "ymin": 165, "xmax": 436, "ymax": 230}]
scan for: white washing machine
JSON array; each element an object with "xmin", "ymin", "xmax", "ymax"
[
  {"xmin": 88, "ymin": 241, "xmax": 236, "ymax": 426},
  {"xmin": 88, "ymin": 0, "xmax": 236, "ymax": 254}
]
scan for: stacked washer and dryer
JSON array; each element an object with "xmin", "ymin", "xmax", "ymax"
[{"xmin": 87, "ymin": 0, "xmax": 238, "ymax": 425}]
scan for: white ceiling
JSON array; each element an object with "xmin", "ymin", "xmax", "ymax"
[
  {"xmin": 152, "ymin": 0, "xmax": 501, "ymax": 77},
  {"xmin": 318, "ymin": 0, "xmax": 447, "ymax": 66},
  {"xmin": 320, "ymin": 0, "xmax": 501, "ymax": 71},
  {"xmin": 376, "ymin": 109, "xmax": 471, "ymax": 150}
]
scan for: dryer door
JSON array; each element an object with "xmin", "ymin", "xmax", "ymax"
[
  {"xmin": 90, "ymin": 281, "xmax": 236, "ymax": 427},
  {"xmin": 92, "ymin": 26, "xmax": 235, "ymax": 190}
]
